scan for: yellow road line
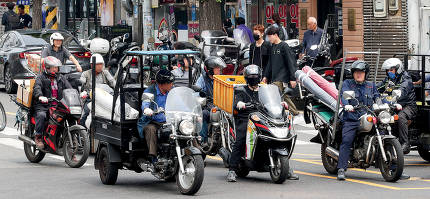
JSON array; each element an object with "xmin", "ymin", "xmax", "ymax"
[
  {"xmin": 207, "ymin": 156, "xmax": 223, "ymax": 161},
  {"xmin": 292, "ymin": 153, "xmax": 321, "ymax": 157},
  {"xmin": 6, "ymin": 112, "xmax": 15, "ymax": 116}
]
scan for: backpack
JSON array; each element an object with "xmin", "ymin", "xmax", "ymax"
[{"xmin": 6, "ymin": 11, "xmax": 20, "ymax": 30}]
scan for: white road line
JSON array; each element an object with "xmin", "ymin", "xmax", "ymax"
[
  {"xmin": 296, "ymin": 140, "xmax": 316, "ymax": 145},
  {"xmin": 295, "ymin": 129, "xmax": 318, "ymax": 136}
]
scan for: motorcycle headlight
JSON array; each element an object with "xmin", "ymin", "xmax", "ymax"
[
  {"xmin": 69, "ymin": 106, "xmax": 82, "ymax": 115},
  {"xmin": 179, "ymin": 120, "xmax": 195, "ymax": 135},
  {"xmin": 378, "ymin": 111, "xmax": 391, "ymax": 124},
  {"xmin": 268, "ymin": 127, "xmax": 289, "ymax": 139}
]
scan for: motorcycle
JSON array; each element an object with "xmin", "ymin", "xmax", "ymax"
[
  {"xmin": 107, "ymin": 33, "xmax": 141, "ymax": 82},
  {"xmin": 15, "ymin": 88, "xmax": 90, "ymax": 168}
]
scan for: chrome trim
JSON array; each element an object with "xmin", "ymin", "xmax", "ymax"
[{"xmin": 258, "ymin": 134, "xmax": 297, "ymax": 142}]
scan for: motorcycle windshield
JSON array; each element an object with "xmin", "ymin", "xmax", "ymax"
[
  {"xmin": 233, "ymin": 28, "xmax": 251, "ymax": 50},
  {"xmin": 62, "ymin": 89, "xmax": 81, "ymax": 107},
  {"xmin": 200, "ymin": 30, "xmax": 228, "ymax": 58},
  {"xmin": 258, "ymin": 85, "xmax": 283, "ymax": 119},
  {"xmin": 165, "ymin": 87, "xmax": 203, "ymax": 133}
]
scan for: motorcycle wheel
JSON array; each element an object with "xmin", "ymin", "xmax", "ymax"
[
  {"xmin": 378, "ymin": 138, "xmax": 404, "ymax": 182},
  {"xmin": 417, "ymin": 144, "xmax": 430, "ymax": 162},
  {"xmin": 270, "ymin": 155, "xmax": 289, "ymax": 184},
  {"xmin": 176, "ymin": 155, "xmax": 204, "ymax": 195},
  {"xmin": 63, "ymin": 129, "xmax": 90, "ymax": 168},
  {"xmin": 236, "ymin": 166, "xmax": 250, "ymax": 178},
  {"xmin": 321, "ymin": 143, "xmax": 338, "ymax": 174},
  {"xmin": 98, "ymin": 146, "xmax": 119, "ymax": 185},
  {"xmin": 23, "ymin": 129, "xmax": 45, "ymax": 163}
]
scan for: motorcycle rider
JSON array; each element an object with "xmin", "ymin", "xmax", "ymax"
[
  {"xmin": 378, "ymin": 58, "xmax": 417, "ymax": 154},
  {"xmin": 41, "ymin": 32, "xmax": 83, "ymax": 72},
  {"xmin": 137, "ymin": 69, "xmax": 174, "ymax": 163},
  {"xmin": 33, "ymin": 56, "xmax": 73, "ymax": 149},
  {"xmin": 195, "ymin": 56, "xmax": 226, "ymax": 142},
  {"xmin": 227, "ymin": 65, "xmax": 299, "ymax": 182},
  {"xmin": 79, "ymin": 53, "xmax": 116, "ymax": 127}
]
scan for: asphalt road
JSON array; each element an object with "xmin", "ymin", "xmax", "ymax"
[{"xmin": 0, "ymin": 91, "xmax": 430, "ymax": 199}]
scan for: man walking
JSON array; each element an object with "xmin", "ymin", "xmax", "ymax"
[{"xmin": 18, "ymin": 4, "xmax": 32, "ymax": 29}]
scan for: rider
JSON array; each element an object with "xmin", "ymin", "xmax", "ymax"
[
  {"xmin": 194, "ymin": 56, "xmax": 226, "ymax": 142},
  {"xmin": 41, "ymin": 32, "xmax": 82, "ymax": 72},
  {"xmin": 33, "ymin": 56, "xmax": 73, "ymax": 149},
  {"xmin": 227, "ymin": 65, "xmax": 299, "ymax": 182},
  {"xmin": 79, "ymin": 53, "xmax": 116, "ymax": 127},
  {"xmin": 378, "ymin": 58, "xmax": 417, "ymax": 154},
  {"xmin": 137, "ymin": 69, "xmax": 174, "ymax": 163}
]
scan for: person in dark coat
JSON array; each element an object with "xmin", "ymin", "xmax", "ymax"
[{"xmin": 249, "ymin": 24, "xmax": 271, "ymax": 75}]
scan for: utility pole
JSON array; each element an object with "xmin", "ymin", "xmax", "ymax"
[{"xmin": 142, "ymin": 0, "xmax": 153, "ymax": 50}]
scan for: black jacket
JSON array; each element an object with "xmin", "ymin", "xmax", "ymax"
[
  {"xmin": 33, "ymin": 73, "xmax": 72, "ymax": 112},
  {"xmin": 249, "ymin": 41, "xmax": 271, "ymax": 74},
  {"xmin": 233, "ymin": 86, "xmax": 259, "ymax": 120},
  {"xmin": 264, "ymin": 41, "xmax": 297, "ymax": 83},
  {"xmin": 377, "ymin": 71, "xmax": 416, "ymax": 106}
]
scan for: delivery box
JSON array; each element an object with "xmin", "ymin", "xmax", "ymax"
[
  {"xmin": 26, "ymin": 54, "xmax": 42, "ymax": 74},
  {"xmin": 16, "ymin": 79, "xmax": 36, "ymax": 108}
]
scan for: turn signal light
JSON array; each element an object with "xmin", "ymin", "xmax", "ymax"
[
  {"xmin": 393, "ymin": 115, "xmax": 399, "ymax": 121},
  {"xmin": 211, "ymin": 107, "xmax": 217, "ymax": 113},
  {"xmin": 366, "ymin": 116, "xmax": 373, "ymax": 122},
  {"xmin": 56, "ymin": 117, "xmax": 63, "ymax": 122}
]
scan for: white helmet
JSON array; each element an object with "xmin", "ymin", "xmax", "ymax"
[
  {"xmin": 50, "ymin": 32, "xmax": 64, "ymax": 45},
  {"xmin": 382, "ymin": 58, "xmax": 404, "ymax": 74},
  {"xmin": 90, "ymin": 53, "xmax": 105, "ymax": 65}
]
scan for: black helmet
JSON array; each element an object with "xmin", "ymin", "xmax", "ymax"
[
  {"xmin": 350, "ymin": 60, "xmax": 370, "ymax": 79},
  {"xmin": 156, "ymin": 69, "xmax": 175, "ymax": 84},
  {"xmin": 204, "ymin": 56, "xmax": 226, "ymax": 76},
  {"xmin": 244, "ymin": 65, "xmax": 262, "ymax": 87}
]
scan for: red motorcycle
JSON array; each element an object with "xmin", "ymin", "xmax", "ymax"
[{"xmin": 16, "ymin": 89, "xmax": 90, "ymax": 168}]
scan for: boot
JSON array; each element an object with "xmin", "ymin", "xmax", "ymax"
[
  {"xmin": 226, "ymin": 170, "xmax": 237, "ymax": 182},
  {"xmin": 337, "ymin": 169, "xmax": 346, "ymax": 181},
  {"xmin": 34, "ymin": 134, "xmax": 44, "ymax": 149}
]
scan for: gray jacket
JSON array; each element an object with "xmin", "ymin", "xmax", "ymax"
[{"xmin": 80, "ymin": 69, "xmax": 116, "ymax": 92}]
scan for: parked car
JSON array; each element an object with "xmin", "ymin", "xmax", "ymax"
[{"xmin": 0, "ymin": 29, "xmax": 92, "ymax": 93}]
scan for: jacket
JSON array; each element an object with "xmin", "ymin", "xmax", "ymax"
[
  {"xmin": 341, "ymin": 79, "xmax": 380, "ymax": 122},
  {"xmin": 377, "ymin": 71, "xmax": 416, "ymax": 107},
  {"xmin": 249, "ymin": 41, "xmax": 271, "ymax": 74},
  {"xmin": 33, "ymin": 73, "xmax": 73, "ymax": 112}
]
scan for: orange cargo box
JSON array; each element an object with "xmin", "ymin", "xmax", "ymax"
[{"xmin": 213, "ymin": 75, "xmax": 246, "ymax": 114}]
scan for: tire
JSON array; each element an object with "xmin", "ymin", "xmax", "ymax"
[
  {"xmin": 23, "ymin": 129, "xmax": 45, "ymax": 163},
  {"xmin": 270, "ymin": 155, "xmax": 289, "ymax": 184},
  {"xmin": 4, "ymin": 65, "xmax": 17, "ymax": 94},
  {"xmin": 321, "ymin": 143, "xmax": 338, "ymax": 174},
  {"xmin": 97, "ymin": 146, "xmax": 119, "ymax": 185},
  {"xmin": 176, "ymin": 155, "xmax": 204, "ymax": 195},
  {"xmin": 63, "ymin": 129, "xmax": 90, "ymax": 168},
  {"xmin": 417, "ymin": 144, "xmax": 430, "ymax": 162},
  {"xmin": 236, "ymin": 166, "xmax": 250, "ymax": 178},
  {"xmin": 0, "ymin": 102, "xmax": 6, "ymax": 131},
  {"xmin": 378, "ymin": 138, "xmax": 404, "ymax": 182}
]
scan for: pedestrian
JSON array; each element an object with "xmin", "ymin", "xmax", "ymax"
[
  {"xmin": 234, "ymin": 17, "xmax": 254, "ymax": 43},
  {"xmin": 18, "ymin": 4, "xmax": 32, "ymax": 29},
  {"xmin": 249, "ymin": 24, "xmax": 271, "ymax": 74},
  {"xmin": 1, "ymin": 2, "xmax": 20, "ymax": 31},
  {"xmin": 262, "ymin": 26, "xmax": 299, "ymax": 115},
  {"xmin": 300, "ymin": 17, "xmax": 323, "ymax": 58},
  {"xmin": 223, "ymin": 18, "xmax": 233, "ymax": 38},
  {"xmin": 265, "ymin": 14, "xmax": 288, "ymax": 41}
]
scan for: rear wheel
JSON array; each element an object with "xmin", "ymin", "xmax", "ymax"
[
  {"xmin": 270, "ymin": 155, "xmax": 289, "ymax": 184},
  {"xmin": 23, "ymin": 129, "xmax": 45, "ymax": 163},
  {"xmin": 378, "ymin": 138, "xmax": 404, "ymax": 182},
  {"xmin": 98, "ymin": 146, "xmax": 119, "ymax": 185},
  {"xmin": 417, "ymin": 144, "xmax": 430, "ymax": 162},
  {"xmin": 64, "ymin": 129, "xmax": 90, "ymax": 168},
  {"xmin": 4, "ymin": 65, "xmax": 17, "ymax": 94},
  {"xmin": 176, "ymin": 155, "xmax": 204, "ymax": 195},
  {"xmin": 0, "ymin": 102, "xmax": 6, "ymax": 131},
  {"xmin": 321, "ymin": 143, "xmax": 338, "ymax": 174}
]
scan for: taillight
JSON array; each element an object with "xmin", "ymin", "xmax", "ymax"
[
  {"xmin": 131, "ymin": 57, "xmax": 138, "ymax": 66},
  {"xmin": 19, "ymin": 52, "xmax": 25, "ymax": 59},
  {"xmin": 74, "ymin": 52, "xmax": 92, "ymax": 58}
]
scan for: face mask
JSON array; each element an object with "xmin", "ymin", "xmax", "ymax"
[
  {"xmin": 247, "ymin": 77, "xmax": 260, "ymax": 87},
  {"xmin": 388, "ymin": 71, "xmax": 396, "ymax": 80},
  {"xmin": 253, "ymin": 33, "xmax": 261, "ymax": 41}
]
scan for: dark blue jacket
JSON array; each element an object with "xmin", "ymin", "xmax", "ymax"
[
  {"xmin": 302, "ymin": 28, "xmax": 323, "ymax": 58},
  {"xmin": 341, "ymin": 79, "xmax": 380, "ymax": 122},
  {"xmin": 377, "ymin": 71, "xmax": 416, "ymax": 106}
]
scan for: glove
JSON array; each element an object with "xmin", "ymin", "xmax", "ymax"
[
  {"xmin": 394, "ymin": 104, "xmax": 402, "ymax": 111},
  {"xmin": 236, "ymin": 101, "xmax": 246, "ymax": 110},
  {"xmin": 344, "ymin": 105, "xmax": 354, "ymax": 112},
  {"xmin": 281, "ymin": 101, "xmax": 289, "ymax": 109},
  {"xmin": 39, "ymin": 96, "xmax": 48, "ymax": 104},
  {"xmin": 143, "ymin": 108, "xmax": 154, "ymax": 116},
  {"xmin": 80, "ymin": 91, "xmax": 88, "ymax": 99}
]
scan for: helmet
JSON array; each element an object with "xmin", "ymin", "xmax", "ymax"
[
  {"xmin": 156, "ymin": 69, "xmax": 175, "ymax": 84},
  {"xmin": 204, "ymin": 56, "xmax": 226, "ymax": 76},
  {"xmin": 382, "ymin": 58, "xmax": 403, "ymax": 75},
  {"xmin": 350, "ymin": 60, "xmax": 370, "ymax": 79},
  {"xmin": 43, "ymin": 56, "xmax": 62, "ymax": 77},
  {"xmin": 50, "ymin": 32, "xmax": 64, "ymax": 46},
  {"xmin": 244, "ymin": 65, "xmax": 262, "ymax": 87},
  {"xmin": 90, "ymin": 53, "xmax": 105, "ymax": 65}
]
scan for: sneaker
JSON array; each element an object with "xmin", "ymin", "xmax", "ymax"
[
  {"xmin": 226, "ymin": 170, "xmax": 237, "ymax": 182},
  {"xmin": 400, "ymin": 173, "xmax": 410, "ymax": 180},
  {"xmin": 287, "ymin": 168, "xmax": 299, "ymax": 180},
  {"xmin": 337, "ymin": 169, "xmax": 346, "ymax": 181},
  {"xmin": 402, "ymin": 143, "xmax": 411, "ymax": 154},
  {"xmin": 34, "ymin": 135, "xmax": 44, "ymax": 149}
]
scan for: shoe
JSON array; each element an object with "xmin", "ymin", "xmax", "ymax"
[
  {"xmin": 400, "ymin": 173, "xmax": 410, "ymax": 180},
  {"xmin": 287, "ymin": 168, "xmax": 299, "ymax": 180},
  {"xmin": 337, "ymin": 169, "xmax": 346, "ymax": 181},
  {"xmin": 401, "ymin": 143, "xmax": 411, "ymax": 154},
  {"xmin": 226, "ymin": 170, "xmax": 237, "ymax": 182},
  {"xmin": 34, "ymin": 135, "xmax": 44, "ymax": 149}
]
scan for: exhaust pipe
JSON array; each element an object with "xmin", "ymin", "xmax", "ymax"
[
  {"xmin": 325, "ymin": 146, "xmax": 339, "ymax": 161},
  {"xmin": 18, "ymin": 135, "xmax": 36, "ymax": 146}
]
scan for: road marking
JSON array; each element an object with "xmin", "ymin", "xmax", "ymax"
[
  {"xmin": 295, "ymin": 129, "xmax": 318, "ymax": 136},
  {"xmin": 6, "ymin": 112, "xmax": 15, "ymax": 116},
  {"xmin": 207, "ymin": 156, "xmax": 223, "ymax": 161}
]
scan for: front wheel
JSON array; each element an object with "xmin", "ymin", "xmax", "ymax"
[
  {"xmin": 378, "ymin": 138, "xmax": 404, "ymax": 182},
  {"xmin": 0, "ymin": 102, "xmax": 6, "ymax": 131},
  {"xmin": 270, "ymin": 155, "xmax": 289, "ymax": 184},
  {"xmin": 417, "ymin": 144, "xmax": 430, "ymax": 162},
  {"xmin": 64, "ymin": 129, "xmax": 90, "ymax": 168},
  {"xmin": 176, "ymin": 155, "xmax": 204, "ymax": 195}
]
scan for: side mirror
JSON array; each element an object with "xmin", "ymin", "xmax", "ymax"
[
  {"xmin": 392, "ymin": 89, "xmax": 402, "ymax": 98},
  {"xmin": 343, "ymin": 91, "xmax": 355, "ymax": 100},
  {"xmin": 124, "ymin": 33, "xmax": 130, "ymax": 40},
  {"xmin": 197, "ymin": 97, "xmax": 207, "ymax": 106},
  {"xmin": 142, "ymin": 93, "xmax": 154, "ymax": 102}
]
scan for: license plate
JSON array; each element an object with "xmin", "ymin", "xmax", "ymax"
[{"xmin": 129, "ymin": 67, "xmax": 139, "ymax": 73}]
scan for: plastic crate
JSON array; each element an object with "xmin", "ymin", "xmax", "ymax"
[{"xmin": 213, "ymin": 75, "xmax": 246, "ymax": 114}]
